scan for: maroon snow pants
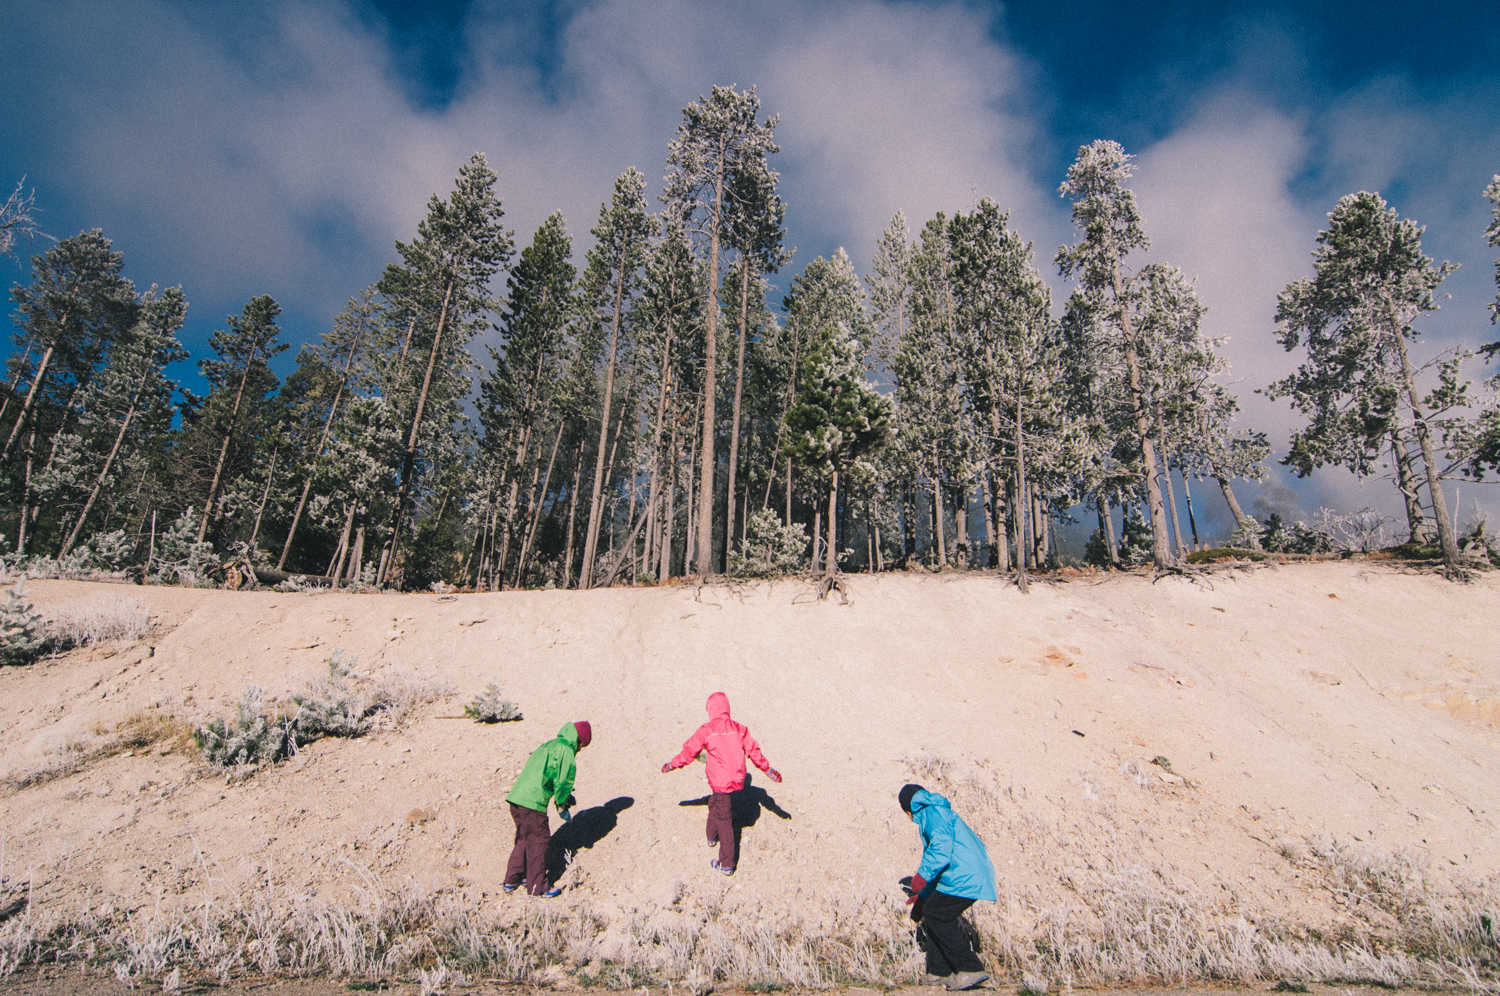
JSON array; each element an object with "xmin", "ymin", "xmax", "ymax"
[
  {"xmin": 504, "ymin": 802, "xmax": 551, "ymax": 895},
  {"xmin": 707, "ymin": 792, "xmax": 735, "ymax": 869}
]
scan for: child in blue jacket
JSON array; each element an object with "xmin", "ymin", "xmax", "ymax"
[{"xmin": 899, "ymin": 783, "xmax": 995, "ymax": 991}]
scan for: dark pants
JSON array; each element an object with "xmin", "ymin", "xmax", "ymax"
[
  {"xmin": 504, "ymin": 802, "xmax": 551, "ymax": 895},
  {"xmin": 918, "ymin": 892, "xmax": 984, "ymax": 976},
  {"xmin": 707, "ymin": 792, "xmax": 735, "ymax": 869}
]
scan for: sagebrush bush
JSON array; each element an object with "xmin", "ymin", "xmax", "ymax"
[
  {"xmin": 194, "ymin": 686, "xmax": 295, "ymax": 768},
  {"xmin": 727, "ymin": 510, "xmax": 808, "ymax": 577},
  {"xmin": 0, "ymin": 585, "xmax": 45, "ymax": 665},
  {"xmin": 465, "ymin": 677, "xmax": 521, "ymax": 723}
]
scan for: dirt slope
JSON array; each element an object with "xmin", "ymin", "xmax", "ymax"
[{"xmin": 1, "ymin": 563, "xmax": 1496, "ymax": 949}]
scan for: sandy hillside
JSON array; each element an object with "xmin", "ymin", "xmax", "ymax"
[{"xmin": 1, "ymin": 562, "xmax": 1497, "ymax": 977}]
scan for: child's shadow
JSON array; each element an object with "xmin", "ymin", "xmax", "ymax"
[
  {"xmin": 679, "ymin": 773, "xmax": 792, "ymax": 860},
  {"xmin": 547, "ymin": 797, "xmax": 633, "ymax": 883}
]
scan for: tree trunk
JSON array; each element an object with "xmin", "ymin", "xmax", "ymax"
[
  {"xmin": 580, "ymin": 261, "xmax": 630, "ymax": 588},
  {"xmin": 1215, "ymin": 474, "xmax": 1257, "ymax": 547},
  {"xmin": 931, "ymin": 465, "xmax": 947, "ymax": 568},
  {"xmin": 695, "ymin": 160, "xmax": 726, "ymax": 579},
  {"xmin": 1099, "ymin": 494, "xmax": 1119, "ymax": 566},
  {"xmin": 1392, "ymin": 325, "xmax": 1460, "ymax": 570},
  {"xmin": 564, "ymin": 440, "xmax": 584, "ymax": 588},
  {"xmin": 685, "ymin": 394, "xmax": 701, "ymax": 574},
  {"xmin": 824, "ymin": 469, "xmax": 839, "ymax": 579},
  {"xmin": 383, "ymin": 264, "xmax": 459, "ymax": 584},
  {"xmin": 278, "ymin": 326, "xmax": 364, "ymax": 569},
  {"xmin": 16, "ymin": 431, "xmax": 36, "ymax": 554},
  {"xmin": 3, "ymin": 343, "xmax": 54, "ymax": 460},
  {"xmin": 1113, "ymin": 265, "xmax": 1172, "ymax": 567},
  {"xmin": 1014, "ymin": 392, "xmax": 1029, "ymax": 571},
  {"xmin": 198, "ymin": 353, "xmax": 259, "ymax": 543},
  {"xmin": 514, "ymin": 419, "xmax": 566, "ymax": 587},
  {"xmin": 1008, "ymin": 473, "xmax": 1028, "ymax": 592},
  {"xmin": 991, "ymin": 473, "xmax": 1010, "ymax": 572},
  {"xmin": 1390, "ymin": 430, "xmax": 1431, "ymax": 544},
  {"xmin": 1163, "ymin": 459, "xmax": 1186, "ymax": 559},
  {"xmin": 60, "ymin": 364, "xmax": 153, "ymax": 557},
  {"xmin": 723, "ymin": 262, "xmax": 753, "ymax": 572},
  {"xmin": 1181, "ymin": 472, "xmax": 1201, "ymax": 547},
  {"xmin": 954, "ymin": 487, "xmax": 968, "ymax": 569},
  {"xmin": 327, "ymin": 503, "xmax": 355, "ymax": 582},
  {"xmin": 813, "ymin": 506, "xmax": 822, "ymax": 573},
  {"xmin": 347, "ymin": 525, "xmax": 365, "ymax": 584},
  {"xmin": 248, "ymin": 448, "xmax": 279, "ymax": 550},
  {"xmin": 659, "ymin": 421, "xmax": 679, "ymax": 581}
]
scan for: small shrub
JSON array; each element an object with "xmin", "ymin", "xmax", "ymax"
[
  {"xmin": 0, "ymin": 586, "xmax": 45, "ymax": 665},
  {"xmin": 465, "ymin": 678, "xmax": 521, "ymax": 723},
  {"xmin": 88, "ymin": 530, "xmax": 138, "ymax": 571},
  {"xmin": 1118, "ymin": 506, "xmax": 1155, "ymax": 566},
  {"xmin": 44, "ymin": 595, "xmax": 151, "ymax": 646},
  {"xmin": 293, "ymin": 650, "xmax": 378, "ymax": 741},
  {"xmin": 727, "ymin": 509, "xmax": 807, "ymax": 577},
  {"xmin": 147, "ymin": 507, "xmax": 218, "ymax": 586},
  {"xmin": 194, "ymin": 686, "xmax": 295, "ymax": 769}
]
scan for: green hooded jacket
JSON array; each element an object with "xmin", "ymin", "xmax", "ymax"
[{"xmin": 505, "ymin": 722, "xmax": 580, "ymax": 813}]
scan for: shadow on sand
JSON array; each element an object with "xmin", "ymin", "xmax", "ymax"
[
  {"xmin": 678, "ymin": 772, "xmax": 792, "ymax": 864},
  {"xmin": 546, "ymin": 796, "xmax": 633, "ymax": 883}
]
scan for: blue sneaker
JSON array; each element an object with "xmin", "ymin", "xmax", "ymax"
[
  {"xmin": 502, "ymin": 883, "xmax": 519, "ymax": 893},
  {"xmin": 710, "ymin": 859, "xmax": 734, "ymax": 876},
  {"xmin": 542, "ymin": 887, "xmax": 563, "ymax": 898}
]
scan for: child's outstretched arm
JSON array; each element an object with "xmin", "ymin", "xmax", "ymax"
[
  {"xmin": 743, "ymin": 729, "xmax": 781, "ymax": 782},
  {"xmin": 662, "ymin": 724, "xmax": 708, "ymax": 773}
]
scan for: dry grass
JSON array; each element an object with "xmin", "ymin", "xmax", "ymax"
[
  {"xmin": 0, "ymin": 709, "xmax": 192, "ymax": 794},
  {"xmin": 0, "ymin": 850, "xmax": 1495, "ymax": 992},
  {"xmin": 43, "ymin": 595, "xmax": 152, "ymax": 647}
]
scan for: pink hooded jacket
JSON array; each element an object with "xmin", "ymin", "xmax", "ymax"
[{"xmin": 666, "ymin": 692, "xmax": 771, "ymax": 794}]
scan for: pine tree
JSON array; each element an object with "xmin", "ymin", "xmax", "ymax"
[
  {"xmin": 1056, "ymin": 141, "xmax": 1175, "ymax": 568},
  {"xmin": 380, "ymin": 153, "xmax": 512, "ymax": 586},
  {"xmin": 578, "ymin": 170, "xmax": 653, "ymax": 588},
  {"xmin": 185, "ymin": 295, "xmax": 288, "ymax": 544},
  {"xmin": 663, "ymin": 84, "xmax": 780, "ymax": 578},
  {"xmin": 479, "ymin": 212, "xmax": 577, "ymax": 588},
  {"xmin": 1269, "ymin": 191, "xmax": 1461, "ymax": 572},
  {"xmin": 784, "ymin": 322, "xmax": 892, "ymax": 579},
  {"xmin": 43, "ymin": 287, "xmax": 187, "ymax": 555}
]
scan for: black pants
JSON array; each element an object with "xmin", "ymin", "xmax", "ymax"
[{"xmin": 918, "ymin": 892, "xmax": 984, "ymax": 976}]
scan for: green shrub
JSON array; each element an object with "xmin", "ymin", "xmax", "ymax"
[
  {"xmin": 292, "ymin": 650, "xmax": 378, "ymax": 742},
  {"xmin": 465, "ymin": 677, "xmax": 521, "ymax": 723}
]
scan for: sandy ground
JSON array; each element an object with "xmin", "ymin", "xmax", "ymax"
[{"xmin": 0, "ymin": 562, "xmax": 1496, "ymax": 949}]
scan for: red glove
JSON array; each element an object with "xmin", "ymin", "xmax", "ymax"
[
  {"xmin": 767, "ymin": 768, "xmax": 782, "ymax": 783},
  {"xmin": 661, "ymin": 762, "xmax": 673, "ymax": 774},
  {"xmin": 905, "ymin": 873, "xmax": 928, "ymax": 905}
]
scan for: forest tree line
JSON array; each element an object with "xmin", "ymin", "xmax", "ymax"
[{"xmin": 2, "ymin": 86, "xmax": 1499, "ymax": 589}]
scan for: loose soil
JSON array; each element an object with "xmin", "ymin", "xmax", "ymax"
[{"xmin": 1, "ymin": 563, "xmax": 1496, "ymax": 988}]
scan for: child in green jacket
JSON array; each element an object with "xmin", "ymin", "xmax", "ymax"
[{"xmin": 503, "ymin": 720, "xmax": 590, "ymax": 897}]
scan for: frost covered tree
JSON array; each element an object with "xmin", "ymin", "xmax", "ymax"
[
  {"xmin": 182, "ymin": 295, "xmax": 287, "ymax": 544},
  {"xmin": 277, "ymin": 286, "xmax": 379, "ymax": 569},
  {"xmin": 578, "ymin": 169, "xmax": 653, "ymax": 588},
  {"xmin": 1056, "ymin": 141, "xmax": 1175, "ymax": 568},
  {"xmin": 379, "ymin": 153, "xmax": 512, "ymax": 585},
  {"xmin": 44, "ymin": 287, "xmax": 186, "ymax": 555},
  {"xmin": 1269, "ymin": 191, "xmax": 1461, "ymax": 572},
  {"xmin": 663, "ymin": 84, "xmax": 780, "ymax": 578},
  {"xmin": 784, "ymin": 322, "xmax": 892, "ymax": 579},
  {"xmin": 479, "ymin": 212, "xmax": 577, "ymax": 588},
  {"xmin": 0, "ymin": 178, "xmax": 43, "ymax": 260},
  {"xmin": 4, "ymin": 231, "xmax": 138, "ymax": 465}
]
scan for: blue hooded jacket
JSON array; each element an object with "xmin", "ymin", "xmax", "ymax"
[{"xmin": 911, "ymin": 789, "xmax": 997, "ymax": 901}]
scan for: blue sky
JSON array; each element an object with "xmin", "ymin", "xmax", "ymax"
[{"xmin": 2, "ymin": 0, "xmax": 1499, "ymax": 532}]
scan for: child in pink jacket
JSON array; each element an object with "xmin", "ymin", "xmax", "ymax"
[{"xmin": 661, "ymin": 691, "xmax": 781, "ymax": 875}]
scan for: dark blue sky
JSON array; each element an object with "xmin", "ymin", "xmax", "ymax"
[{"xmin": 2, "ymin": 0, "xmax": 1498, "ymax": 526}]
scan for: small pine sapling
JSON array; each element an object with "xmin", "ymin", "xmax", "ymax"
[
  {"xmin": 465, "ymin": 678, "xmax": 521, "ymax": 723},
  {"xmin": 727, "ymin": 509, "xmax": 808, "ymax": 577},
  {"xmin": 293, "ymin": 650, "xmax": 375, "ymax": 742},
  {"xmin": 0, "ymin": 585, "xmax": 46, "ymax": 665}
]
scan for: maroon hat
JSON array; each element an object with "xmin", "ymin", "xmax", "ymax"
[{"xmin": 573, "ymin": 720, "xmax": 591, "ymax": 749}]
